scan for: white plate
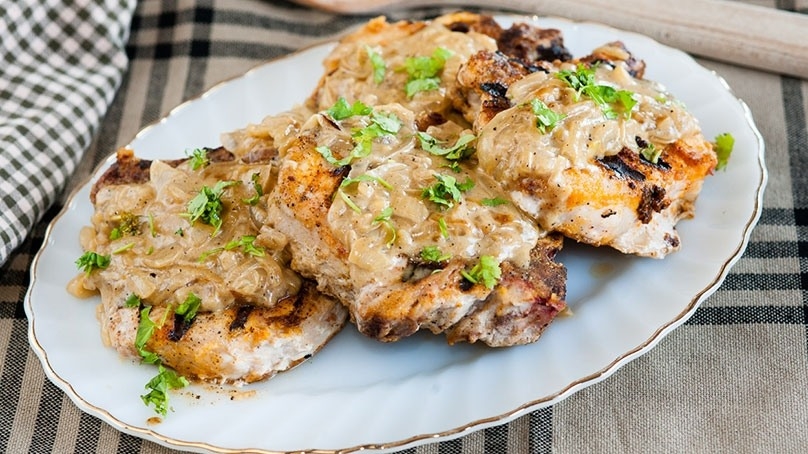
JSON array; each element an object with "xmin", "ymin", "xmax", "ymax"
[{"xmin": 26, "ymin": 15, "xmax": 766, "ymax": 454}]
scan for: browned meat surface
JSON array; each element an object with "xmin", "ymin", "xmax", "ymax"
[
  {"xmin": 72, "ymin": 146, "xmax": 348, "ymax": 384},
  {"xmin": 266, "ymin": 104, "xmax": 566, "ymax": 346}
]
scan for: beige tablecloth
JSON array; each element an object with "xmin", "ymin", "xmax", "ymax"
[{"xmin": 2, "ymin": 0, "xmax": 807, "ymax": 452}]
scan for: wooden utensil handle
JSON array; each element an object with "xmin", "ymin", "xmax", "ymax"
[{"xmin": 295, "ymin": 0, "xmax": 808, "ymax": 79}]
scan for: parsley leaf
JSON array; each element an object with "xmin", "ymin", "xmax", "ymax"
[
  {"xmin": 225, "ymin": 235, "xmax": 265, "ymax": 257},
  {"xmin": 326, "ymin": 97, "xmax": 372, "ymax": 120},
  {"xmin": 530, "ymin": 99, "xmax": 565, "ymax": 134},
  {"xmin": 460, "ymin": 255, "xmax": 502, "ymax": 289},
  {"xmin": 421, "ymin": 174, "xmax": 474, "ymax": 210},
  {"xmin": 242, "ymin": 172, "xmax": 263, "ymax": 205},
  {"xmin": 124, "ymin": 293, "xmax": 142, "ymax": 308},
  {"xmin": 481, "ymin": 197, "xmax": 509, "ymax": 207},
  {"xmin": 75, "ymin": 251, "xmax": 110, "ymax": 275},
  {"xmin": 135, "ymin": 306, "xmax": 162, "ymax": 365},
  {"xmin": 403, "ymin": 47, "xmax": 453, "ymax": 98},
  {"xmin": 142, "ymin": 364, "xmax": 189, "ymax": 416},
  {"xmin": 109, "ymin": 211, "xmax": 141, "ymax": 240},
  {"xmin": 373, "ymin": 207, "xmax": 397, "ymax": 246},
  {"xmin": 420, "ymin": 245, "xmax": 451, "ymax": 264},
  {"xmin": 639, "ymin": 142, "xmax": 662, "ymax": 164},
  {"xmin": 437, "ymin": 217, "xmax": 449, "ymax": 239},
  {"xmin": 187, "ymin": 148, "xmax": 209, "ymax": 170},
  {"xmin": 175, "ymin": 293, "xmax": 201, "ymax": 324},
  {"xmin": 713, "ymin": 133, "xmax": 735, "ymax": 171},
  {"xmin": 336, "ymin": 174, "xmax": 393, "ymax": 213},
  {"xmin": 134, "ymin": 305, "xmax": 188, "ymax": 416},
  {"xmin": 417, "ymin": 132, "xmax": 476, "ymax": 161},
  {"xmin": 557, "ymin": 64, "xmax": 636, "ymax": 120},
  {"xmin": 366, "ymin": 45, "xmax": 386, "ymax": 84},
  {"xmin": 185, "ymin": 180, "xmax": 237, "ymax": 235},
  {"xmin": 316, "ymin": 110, "xmax": 402, "ymax": 167}
]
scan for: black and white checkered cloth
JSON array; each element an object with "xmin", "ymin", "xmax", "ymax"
[
  {"xmin": 0, "ymin": 0, "xmax": 134, "ymax": 265},
  {"xmin": 2, "ymin": 0, "xmax": 807, "ymax": 452}
]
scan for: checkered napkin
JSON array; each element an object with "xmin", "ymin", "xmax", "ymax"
[{"xmin": 0, "ymin": 0, "xmax": 135, "ymax": 265}]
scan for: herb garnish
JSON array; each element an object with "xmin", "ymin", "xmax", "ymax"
[
  {"xmin": 326, "ymin": 97, "xmax": 372, "ymax": 121},
  {"xmin": 75, "ymin": 251, "xmax": 110, "ymax": 275},
  {"xmin": 109, "ymin": 211, "xmax": 141, "ymax": 240},
  {"xmin": 336, "ymin": 174, "xmax": 393, "ymax": 213},
  {"xmin": 557, "ymin": 64, "xmax": 637, "ymax": 120},
  {"xmin": 135, "ymin": 305, "xmax": 189, "ymax": 416},
  {"xmin": 242, "ymin": 172, "xmax": 263, "ymax": 205},
  {"xmin": 416, "ymin": 132, "xmax": 476, "ymax": 162},
  {"xmin": 713, "ymin": 133, "xmax": 735, "ymax": 171},
  {"xmin": 481, "ymin": 197, "xmax": 509, "ymax": 207},
  {"xmin": 175, "ymin": 293, "xmax": 202, "ymax": 323},
  {"xmin": 437, "ymin": 217, "xmax": 449, "ymax": 239},
  {"xmin": 402, "ymin": 47, "xmax": 453, "ymax": 98},
  {"xmin": 530, "ymin": 99, "xmax": 565, "ymax": 134},
  {"xmin": 366, "ymin": 45, "xmax": 386, "ymax": 84},
  {"xmin": 226, "ymin": 235, "xmax": 265, "ymax": 257},
  {"xmin": 316, "ymin": 110, "xmax": 402, "ymax": 167},
  {"xmin": 185, "ymin": 180, "xmax": 237, "ymax": 235},
  {"xmin": 421, "ymin": 174, "xmax": 474, "ymax": 210},
  {"xmin": 124, "ymin": 293, "xmax": 142, "ymax": 308},
  {"xmin": 460, "ymin": 255, "xmax": 502, "ymax": 289},
  {"xmin": 187, "ymin": 148, "xmax": 209, "ymax": 170},
  {"xmin": 373, "ymin": 207, "xmax": 397, "ymax": 246},
  {"xmin": 420, "ymin": 245, "xmax": 451, "ymax": 264}
]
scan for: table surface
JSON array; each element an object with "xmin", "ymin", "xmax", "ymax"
[{"xmin": 2, "ymin": 1, "xmax": 807, "ymax": 453}]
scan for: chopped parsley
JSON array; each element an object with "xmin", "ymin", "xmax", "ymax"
[
  {"xmin": 637, "ymin": 136, "xmax": 662, "ymax": 164},
  {"xmin": 109, "ymin": 211, "xmax": 141, "ymax": 240},
  {"xmin": 416, "ymin": 132, "xmax": 476, "ymax": 162},
  {"xmin": 402, "ymin": 47, "xmax": 453, "ymax": 98},
  {"xmin": 187, "ymin": 148, "xmax": 209, "ymax": 170},
  {"xmin": 366, "ymin": 45, "xmax": 386, "ymax": 84},
  {"xmin": 75, "ymin": 251, "xmax": 110, "ymax": 275},
  {"xmin": 326, "ymin": 97, "xmax": 372, "ymax": 121},
  {"xmin": 175, "ymin": 293, "xmax": 201, "ymax": 324},
  {"xmin": 373, "ymin": 207, "xmax": 397, "ymax": 246},
  {"xmin": 111, "ymin": 242, "xmax": 135, "ymax": 254},
  {"xmin": 421, "ymin": 174, "xmax": 474, "ymax": 210},
  {"xmin": 225, "ymin": 235, "xmax": 265, "ymax": 257},
  {"xmin": 336, "ymin": 174, "xmax": 393, "ymax": 213},
  {"xmin": 460, "ymin": 255, "xmax": 502, "ymax": 289},
  {"xmin": 124, "ymin": 293, "xmax": 142, "ymax": 308},
  {"xmin": 316, "ymin": 110, "xmax": 402, "ymax": 167},
  {"xmin": 530, "ymin": 99, "xmax": 565, "ymax": 134},
  {"xmin": 481, "ymin": 197, "xmax": 509, "ymax": 207},
  {"xmin": 420, "ymin": 245, "xmax": 451, "ymax": 264},
  {"xmin": 437, "ymin": 217, "xmax": 449, "ymax": 239},
  {"xmin": 142, "ymin": 364, "xmax": 189, "ymax": 417},
  {"xmin": 242, "ymin": 172, "xmax": 263, "ymax": 205},
  {"xmin": 147, "ymin": 212, "xmax": 156, "ymax": 237},
  {"xmin": 135, "ymin": 305, "xmax": 189, "ymax": 416},
  {"xmin": 185, "ymin": 180, "xmax": 238, "ymax": 235},
  {"xmin": 557, "ymin": 64, "xmax": 636, "ymax": 120},
  {"xmin": 713, "ymin": 132, "xmax": 735, "ymax": 171}
]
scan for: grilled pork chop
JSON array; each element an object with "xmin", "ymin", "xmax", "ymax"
[
  {"xmin": 459, "ymin": 42, "xmax": 717, "ymax": 257},
  {"xmin": 71, "ymin": 148, "xmax": 347, "ymax": 384},
  {"xmin": 265, "ymin": 103, "xmax": 566, "ymax": 346}
]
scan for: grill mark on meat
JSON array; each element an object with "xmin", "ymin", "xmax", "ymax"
[
  {"xmin": 497, "ymin": 23, "xmax": 572, "ymax": 63},
  {"xmin": 229, "ymin": 305, "xmax": 255, "ymax": 331},
  {"xmin": 637, "ymin": 185, "xmax": 669, "ymax": 224},
  {"xmin": 599, "ymin": 151, "xmax": 647, "ymax": 182},
  {"xmin": 168, "ymin": 313, "xmax": 192, "ymax": 342},
  {"xmin": 481, "ymin": 82, "xmax": 508, "ymax": 98}
]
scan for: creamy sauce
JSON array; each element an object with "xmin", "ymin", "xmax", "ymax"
[
  {"xmin": 69, "ymin": 157, "xmax": 301, "ymax": 313},
  {"xmin": 315, "ymin": 19, "xmax": 497, "ymax": 115},
  {"xmin": 477, "ymin": 63, "xmax": 703, "ymax": 182},
  {"xmin": 307, "ymin": 103, "xmax": 540, "ymax": 289}
]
